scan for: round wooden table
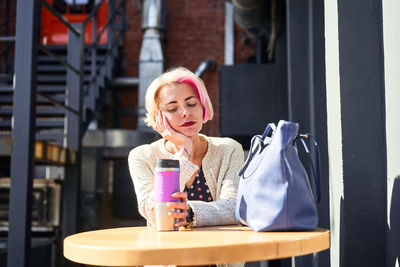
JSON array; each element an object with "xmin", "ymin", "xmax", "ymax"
[{"xmin": 64, "ymin": 225, "xmax": 330, "ymax": 266}]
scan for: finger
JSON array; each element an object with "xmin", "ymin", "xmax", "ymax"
[
  {"xmin": 155, "ymin": 112, "xmax": 167, "ymax": 136},
  {"xmin": 162, "ymin": 112, "xmax": 169, "ymax": 130},
  {"xmin": 158, "ymin": 110, "xmax": 163, "ymax": 127},
  {"xmin": 162, "ymin": 113, "xmax": 175, "ymax": 133},
  {"xmin": 171, "ymin": 192, "xmax": 188, "ymax": 202},
  {"xmin": 168, "ymin": 210, "xmax": 188, "ymax": 219},
  {"xmin": 167, "ymin": 201, "xmax": 188, "ymax": 210},
  {"xmin": 155, "ymin": 111, "xmax": 159, "ymax": 127}
]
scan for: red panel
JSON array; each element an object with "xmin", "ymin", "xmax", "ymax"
[{"xmin": 40, "ymin": 0, "xmax": 109, "ymax": 45}]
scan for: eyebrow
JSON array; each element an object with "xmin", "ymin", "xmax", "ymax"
[{"xmin": 164, "ymin": 96, "xmax": 197, "ymax": 105}]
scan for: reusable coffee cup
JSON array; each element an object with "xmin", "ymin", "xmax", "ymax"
[{"xmin": 154, "ymin": 158, "xmax": 180, "ymax": 231}]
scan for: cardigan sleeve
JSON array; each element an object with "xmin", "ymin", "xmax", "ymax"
[
  {"xmin": 128, "ymin": 145, "xmax": 158, "ymax": 225},
  {"xmin": 174, "ymin": 154, "xmax": 200, "ymax": 190},
  {"xmin": 189, "ymin": 138, "xmax": 244, "ymax": 227}
]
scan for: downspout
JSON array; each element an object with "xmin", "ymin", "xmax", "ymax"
[{"xmin": 137, "ymin": 0, "xmax": 165, "ymax": 131}]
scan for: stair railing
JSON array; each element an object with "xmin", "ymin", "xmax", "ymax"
[
  {"xmin": 38, "ymin": 0, "xmax": 126, "ymax": 239},
  {"xmin": 82, "ymin": 0, "xmax": 127, "ymax": 128},
  {"xmin": 7, "ymin": 1, "xmax": 126, "ymax": 267}
]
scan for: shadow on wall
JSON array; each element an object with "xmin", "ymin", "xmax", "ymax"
[{"xmin": 387, "ymin": 176, "xmax": 400, "ymax": 267}]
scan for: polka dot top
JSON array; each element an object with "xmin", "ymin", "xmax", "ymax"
[
  {"xmin": 184, "ymin": 167, "xmax": 213, "ymax": 202},
  {"xmin": 183, "ymin": 166, "xmax": 216, "ymax": 267}
]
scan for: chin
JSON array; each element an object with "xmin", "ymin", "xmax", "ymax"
[
  {"xmin": 180, "ymin": 127, "xmax": 202, "ymax": 137},
  {"xmin": 181, "ymin": 130, "xmax": 199, "ymax": 138}
]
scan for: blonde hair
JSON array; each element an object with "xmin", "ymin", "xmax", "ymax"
[{"xmin": 144, "ymin": 67, "xmax": 214, "ymax": 129}]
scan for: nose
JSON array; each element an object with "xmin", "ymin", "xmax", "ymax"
[{"xmin": 182, "ymin": 108, "xmax": 191, "ymax": 117}]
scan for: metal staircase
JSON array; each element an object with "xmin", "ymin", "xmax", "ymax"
[
  {"xmin": 0, "ymin": 0, "xmax": 126, "ymax": 266},
  {"xmin": 1, "ymin": 44, "xmax": 115, "ymax": 139}
]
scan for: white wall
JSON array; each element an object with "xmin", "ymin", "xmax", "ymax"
[
  {"xmin": 324, "ymin": 1, "xmax": 343, "ymax": 267},
  {"xmin": 383, "ymin": 0, "xmax": 400, "ymax": 266},
  {"xmin": 325, "ymin": 1, "xmax": 400, "ymax": 266}
]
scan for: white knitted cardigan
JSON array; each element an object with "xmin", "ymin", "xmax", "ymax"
[
  {"xmin": 128, "ymin": 134, "xmax": 244, "ymax": 228},
  {"xmin": 128, "ymin": 135, "xmax": 245, "ymax": 267}
]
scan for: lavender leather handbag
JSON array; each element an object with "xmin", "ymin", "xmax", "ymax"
[{"xmin": 235, "ymin": 120, "xmax": 320, "ymax": 232}]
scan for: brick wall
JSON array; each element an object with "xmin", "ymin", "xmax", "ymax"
[
  {"xmin": 1, "ymin": 0, "xmax": 256, "ymax": 135},
  {"xmin": 122, "ymin": 0, "xmax": 254, "ymax": 136}
]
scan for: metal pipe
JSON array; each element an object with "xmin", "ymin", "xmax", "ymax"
[
  {"xmin": 111, "ymin": 77, "xmax": 139, "ymax": 88},
  {"xmin": 195, "ymin": 59, "xmax": 217, "ymax": 78},
  {"xmin": 142, "ymin": 0, "xmax": 165, "ymax": 30},
  {"xmin": 0, "ymin": 36, "xmax": 15, "ymax": 42},
  {"xmin": 225, "ymin": 2, "xmax": 235, "ymax": 65},
  {"xmin": 137, "ymin": 0, "xmax": 165, "ymax": 131}
]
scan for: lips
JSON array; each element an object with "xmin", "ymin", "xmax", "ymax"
[{"xmin": 181, "ymin": 121, "xmax": 196, "ymax": 127}]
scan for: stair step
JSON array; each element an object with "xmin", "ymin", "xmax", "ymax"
[
  {"xmin": 0, "ymin": 119, "xmax": 65, "ymax": 129},
  {"xmin": 0, "ymin": 107, "xmax": 12, "ymax": 116},
  {"xmin": 35, "ymin": 95, "xmax": 66, "ymax": 105},
  {"xmin": 37, "ymin": 55, "xmax": 106, "ymax": 64},
  {"xmin": 1, "ymin": 83, "xmax": 99, "ymax": 94},
  {"xmin": 0, "ymin": 95, "xmax": 14, "ymax": 104},
  {"xmin": 0, "ymin": 107, "xmax": 65, "ymax": 117},
  {"xmin": 0, "ymin": 86, "xmax": 13, "ymax": 93},
  {"xmin": 37, "ymin": 85, "xmax": 66, "ymax": 94},
  {"xmin": 0, "ymin": 131, "xmax": 65, "ymax": 146},
  {"xmin": 35, "ymin": 130, "xmax": 65, "ymax": 145},
  {"xmin": 37, "ymin": 75, "xmax": 97, "ymax": 84},
  {"xmin": 0, "ymin": 95, "xmax": 65, "ymax": 105},
  {"xmin": 39, "ymin": 44, "xmax": 108, "ymax": 52},
  {"xmin": 37, "ymin": 64, "xmax": 97, "ymax": 73},
  {"xmin": 45, "ymin": 107, "xmax": 69, "ymax": 116},
  {"xmin": 36, "ymin": 107, "xmax": 66, "ymax": 116},
  {"xmin": 0, "ymin": 74, "xmax": 13, "ymax": 84},
  {"xmin": 0, "ymin": 137, "xmax": 76, "ymax": 164},
  {"xmin": 0, "ymin": 85, "xmax": 65, "ymax": 94}
]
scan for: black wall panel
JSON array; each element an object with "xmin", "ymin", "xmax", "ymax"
[
  {"xmin": 220, "ymin": 64, "xmax": 288, "ymax": 149},
  {"xmin": 338, "ymin": 0, "xmax": 387, "ymax": 266}
]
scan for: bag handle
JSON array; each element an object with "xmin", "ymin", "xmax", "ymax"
[
  {"xmin": 238, "ymin": 135, "xmax": 261, "ymax": 177},
  {"xmin": 238, "ymin": 123, "xmax": 276, "ymax": 177},
  {"xmin": 296, "ymin": 134, "xmax": 321, "ymax": 203},
  {"xmin": 262, "ymin": 122, "xmax": 276, "ymax": 140}
]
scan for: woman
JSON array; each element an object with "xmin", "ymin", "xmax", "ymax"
[{"xmin": 128, "ymin": 67, "xmax": 244, "ymax": 230}]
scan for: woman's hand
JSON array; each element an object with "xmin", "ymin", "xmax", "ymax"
[
  {"xmin": 167, "ymin": 192, "xmax": 189, "ymax": 227},
  {"xmin": 155, "ymin": 111, "xmax": 193, "ymax": 155}
]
